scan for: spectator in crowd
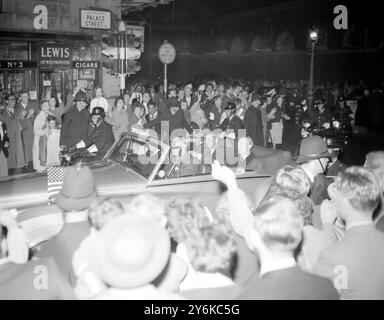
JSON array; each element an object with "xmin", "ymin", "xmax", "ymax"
[
  {"xmin": 142, "ymin": 91, "xmax": 152, "ymax": 116},
  {"xmin": 236, "ymin": 195, "xmax": 338, "ymax": 300},
  {"xmin": 92, "ymin": 214, "xmax": 183, "ymax": 300},
  {"xmin": 20, "ymin": 105, "xmax": 35, "ymax": 173},
  {"xmin": 49, "ymin": 89, "xmax": 77, "ymax": 125},
  {"xmin": 72, "ymin": 197, "xmax": 125, "ymax": 299},
  {"xmin": 312, "ymin": 166, "xmax": 384, "ymax": 299},
  {"xmin": 363, "ymin": 151, "xmax": 384, "ymax": 230},
  {"xmin": 15, "ymin": 89, "xmax": 37, "ymax": 116},
  {"xmin": 244, "ymin": 94, "xmax": 264, "ymax": 147},
  {"xmin": 295, "ymin": 135, "xmax": 331, "ymax": 206},
  {"xmin": 0, "ymin": 209, "xmax": 75, "ymax": 299},
  {"xmin": 1, "ymin": 94, "xmax": 26, "ymax": 175},
  {"xmin": 0, "ymin": 118, "xmax": 9, "ymax": 176},
  {"xmin": 34, "ymin": 164, "xmax": 96, "ymax": 286},
  {"xmin": 32, "ymin": 100, "xmax": 52, "ymax": 172},
  {"xmin": 46, "ymin": 115, "xmax": 61, "ymax": 167},
  {"xmin": 60, "ymin": 91, "xmax": 90, "ymax": 148},
  {"xmin": 266, "ymin": 94, "xmax": 283, "ymax": 149},
  {"xmin": 324, "ymin": 136, "xmax": 347, "ymax": 177},
  {"xmin": 90, "ymin": 87, "xmax": 109, "ymax": 116},
  {"xmin": 108, "ymin": 96, "xmax": 129, "ymax": 141},
  {"xmin": 165, "ymin": 197, "xmax": 238, "ymax": 299},
  {"xmin": 144, "ymin": 101, "xmax": 162, "ymax": 136}
]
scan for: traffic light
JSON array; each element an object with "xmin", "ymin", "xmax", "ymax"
[
  {"xmin": 102, "ymin": 34, "xmax": 118, "ymax": 74},
  {"xmin": 123, "ymin": 34, "xmax": 142, "ymax": 75}
]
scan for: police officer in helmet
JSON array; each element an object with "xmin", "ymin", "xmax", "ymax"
[{"xmin": 72, "ymin": 106, "xmax": 115, "ymax": 159}]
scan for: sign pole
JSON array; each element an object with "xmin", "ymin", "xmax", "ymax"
[{"xmin": 164, "ymin": 63, "xmax": 167, "ymax": 98}]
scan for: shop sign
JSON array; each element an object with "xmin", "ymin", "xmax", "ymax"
[
  {"xmin": 72, "ymin": 61, "xmax": 100, "ymax": 69},
  {"xmin": 39, "ymin": 43, "xmax": 72, "ymax": 69},
  {"xmin": 80, "ymin": 9, "xmax": 111, "ymax": 30},
  {"xmin": 0, "ymin": 60, "xmax": 37, "ymax": 69}
]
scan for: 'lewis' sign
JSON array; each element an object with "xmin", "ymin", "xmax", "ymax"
[{"xmin": 39, "ymin": 43, "xmax": 72, "ymax": 69}]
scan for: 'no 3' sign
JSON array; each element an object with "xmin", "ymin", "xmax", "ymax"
[{"xmin": 159, "ymin": 41, "xmax": 176, "ymax": 64}]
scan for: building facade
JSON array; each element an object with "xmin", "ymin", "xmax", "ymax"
[{"xmin": 0, "ymin": 0, "xmax": 121, "ymax": 104}]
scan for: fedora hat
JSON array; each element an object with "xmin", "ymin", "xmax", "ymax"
[
  {"xmin": 55, "ymin": 164, "xmax": 96, "ymax": 211},
  {"xmin": 296, "ymin": 135, "xmax": 331, "ymax": 164},
  {"xmin": 93, "ymin": 214, "xmax": 171, "ymax": 289}
]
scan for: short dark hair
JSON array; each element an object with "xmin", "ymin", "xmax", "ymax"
[{"xmin": 20, "ymin": 89, "xmax": 29, "ymax": 96}]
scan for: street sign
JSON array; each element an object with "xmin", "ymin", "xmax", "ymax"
[
  {"xmin": 158, "ymin": 41, "xmax": 176, "ymax": 65},
  {"xmin": 159, "ymin": 41, "xmax": 176, "ymax": 97}
]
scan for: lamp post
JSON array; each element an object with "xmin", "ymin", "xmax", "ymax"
[
  {"xmin": 308, "ymin": 27, "xmax": 318, "ymax": 108},
  {"xmin": 118, "ymin": 20, "xmax": 127, "ymax": 95}
]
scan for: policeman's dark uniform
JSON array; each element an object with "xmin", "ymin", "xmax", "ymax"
[
  {"xmin": 82, "ymin": 107, "xmax": 115, "ymax": 158},
  {"xmin": 217, "ymin": 102, "xmax": 244, "ymax": 138},
  {"xmin": 313, "ymin": 100, "xmax": 333, "ymax": 137},
  {"xmin": 282, "ymin": 99, "xmax": 306, "ymax": 155},
  {"xmin": 332, "ymin": 96, "xmax": 353, "ymax": 143}
]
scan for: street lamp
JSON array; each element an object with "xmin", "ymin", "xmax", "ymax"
[{"xmin": 308, "ymin": 27, "xmax": 318, "ymax": 108}]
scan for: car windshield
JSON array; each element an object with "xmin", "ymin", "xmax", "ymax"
[{"xmin": 107, "ymin": 134, "xmax": 167, "ymax": 180}]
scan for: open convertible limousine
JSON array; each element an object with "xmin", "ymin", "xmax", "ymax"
[{"xmin": 0, "ymin": 132, "xmax": 289, "ymax": 247}]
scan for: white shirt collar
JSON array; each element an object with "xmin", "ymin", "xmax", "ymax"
[
  {"xmin": 300, "ymin": 166, "xmax": 315, "ymax": 183},
  {"xmin": 64, "ymin": 209, "xmax": 89, "ymax": 223},
  {"xmin": 259, "ymin": 257, "xmax": 296, "ymax": 278},
  {"xmin": 346, "ymin": 220, "xmax": 372, "ymax": 231}
]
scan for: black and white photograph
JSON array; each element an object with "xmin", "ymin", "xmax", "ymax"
[{"xmin": 0, "ymin": 0, "xmax": 384, "ymax": 304}]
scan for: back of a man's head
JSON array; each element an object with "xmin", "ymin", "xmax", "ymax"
[
  {"xmin": 365, "ymin": 151, "xmax": 384, "ymax": 191},
  {"xmin": 334, "ymin": 166, "xmax": 381, "ymax": 215},
  {"xmin": 253, "ymin": 196, "xmax": 304, "ymax": 252}
]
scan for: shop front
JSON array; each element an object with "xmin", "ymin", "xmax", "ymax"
[
  {"xmin": 0, "ymin": 40, "xmax": 38, "ymax": 104},
  {"xmin": 0, "ymin": 38, "xmax": 102, "ymax": 105},
  {"xmin": 38, "ymin": 40, "xmax": 102, "ymax": 103}
]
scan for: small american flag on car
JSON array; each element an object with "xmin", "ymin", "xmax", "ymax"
[{"xmin": 47, "ymin": 166, "xmax": 69, "ymax": 203}]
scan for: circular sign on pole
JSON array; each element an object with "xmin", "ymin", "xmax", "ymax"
[{"xmin": 158, "ymin": 41, "xmax": 176, "ymax": 65}]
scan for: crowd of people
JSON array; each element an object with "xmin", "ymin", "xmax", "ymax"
[
  {"xmin": 1, "ymin": 77, "xmax": 382, "ymax": 177},
  {"xmin": 1, "ymin": 133, "xmax": 384, "ymax": 299}
]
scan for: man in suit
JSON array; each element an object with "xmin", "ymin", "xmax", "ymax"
[
  {"xmin": 15, "ymin": 89, "xmax": 37, "ymax": 115},
  {"xmin": 237, "ymin": 195, "xmax": 338, "ymax": 300},
  {"xmin": 312, "ymin": 166, "xmax": 384, "ymax": 299},
  {"xmin": 34, "ymin": 164, "xmax": 95, "ymax": 286},
  {"xmin": 144, "ymin": 97, "xmax": 192, "ymax": 144},
  {"xmin": 144, "ymin": 101, "xmax": 162, "ymax": 137}
]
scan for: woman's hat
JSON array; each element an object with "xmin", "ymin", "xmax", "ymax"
[
  {"xmin": 55, "ymin": 164, "xmax": 96, "ymax": 212},
  {"xmin": 92, "ymin": 214, "xmax": 171, "ymax": 289}
]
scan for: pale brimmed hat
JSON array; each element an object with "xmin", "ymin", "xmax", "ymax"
[
  {"xmin": 55, "ymin": 164, "xmax": 96, "ymax": 212},
  {"xmin": 92, "ymin": 214, "xmax": 171, "ymax": 288}
]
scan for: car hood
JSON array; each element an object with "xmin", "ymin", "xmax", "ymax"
[{"xmin": 0, "ymin": 161, "xmax": 147, "ymax": 210}]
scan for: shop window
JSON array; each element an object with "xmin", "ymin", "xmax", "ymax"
[{"xmin": 0, "ymin": 41, "xmax": 29, "ymax": 60}]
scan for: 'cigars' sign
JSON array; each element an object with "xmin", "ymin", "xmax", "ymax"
[{"xmin": 39, "ymin": 43, "xmax": 72, "ymax": 69}]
